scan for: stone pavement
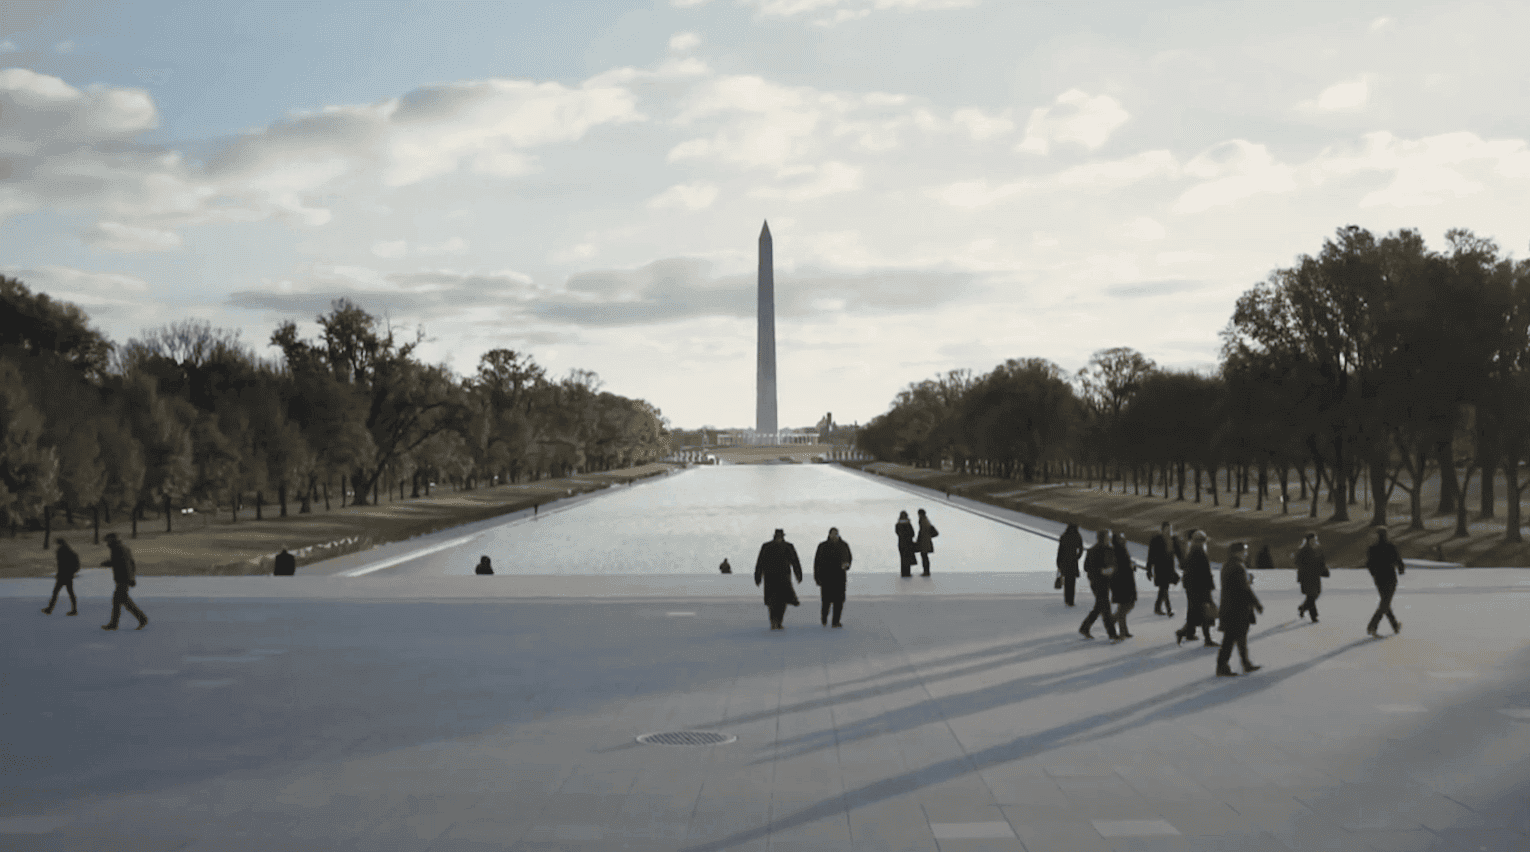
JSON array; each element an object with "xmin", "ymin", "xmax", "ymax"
[{"xmin": 3, "ymin": 567, "xmax": 1530, "ymax": 851}]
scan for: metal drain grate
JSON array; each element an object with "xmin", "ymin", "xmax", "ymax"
[{"xmin": 635, "ymin": 730, "xmax": 736, "ymax": 746}]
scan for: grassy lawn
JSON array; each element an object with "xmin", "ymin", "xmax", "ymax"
[
  {"xmin": 0, "ymin": 464, "xmax": 678, "ymax": 578},
  {"xmin": 853, "ymin": 461, "xmax": 1530, "ymax": 568}
]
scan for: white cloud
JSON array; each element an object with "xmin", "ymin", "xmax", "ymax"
[
  {"xmin": 1017, "ymin": 89, "xmax": 1129, "ymax": 154},
  {"xmin": 747, "ymin": 161, "xmax": 860, "ymax": 200},
  {"xmin": 1125, "ymin": 217, "xmax": 1166, "ymax": 241},
  {"xmin": 933, "ymin": 150, "xmax": 1178, "ymax": 209},
  {"xmin": 1370, "ymin": 16, "xmax": 1394, "ymax": 31},
  {"xmin": 1173, "ymin": 140, "xmax": 1295, "ymax": 213},
  {"xmin": 0, "ymin": 40, "xmax": 17, "ymax": 54},
  {"xmin": 1317, "ymin": 131, "xmax": 1530, "ymax": 207},
  {"xmin": 744, "ymin": 0, "xmax": 977, "ymax": 26},
  {"xmin": 648, "ymin": 181, "xmax": 721, "ymax": 211},
  {"xmin": 671, "ymin": 0, "xmax": 711, "ymax": 6},
  {"xmin": 371, "ymin": 240, "xmax": 408, "ymax": 258},
  {"xmin": 1156, "ymin": 251, "xmax": 1213, "ymax": 264},
  {"xmin": 668, "ymin": 32, "xmax": 702, "ymax": 52},
  {"xmin": 53, "ymin": 41, "xmax": 74, "ymax": 54},
  {"xmin": 228, "ymin": 263, "xmax": 539, "ymax": 318},
  {"xmin": 951, "ymin": 107, "xmax": 1014, "ymax": 141},
  {"xmin": 418, "ymin": 236, "xmax": 468, "ymax": 255},
  {"xmin": 84, "ymin": 221, "xmax": 183, "ymax": 252},
  {"xmin": 1297, "ymin": 77, "xmax": 1370, "ymax": 113}
]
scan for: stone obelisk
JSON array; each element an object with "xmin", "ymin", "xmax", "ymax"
[{"xmin": 756, "ymin": 221, "xmax": 777, "ymax": 443}]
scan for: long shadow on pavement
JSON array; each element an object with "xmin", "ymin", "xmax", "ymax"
[{"xmin": 679, "ymin": 637, "xmax": 1373, "ymax": 852}]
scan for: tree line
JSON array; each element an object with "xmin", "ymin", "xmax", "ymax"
[
  {"xmin": 857, "ymin": 226, "xmax": 1530, "ymax": 542},
  {"xmin": 0, "ymin": 278, "xmax": 669, "ymax": 538}
]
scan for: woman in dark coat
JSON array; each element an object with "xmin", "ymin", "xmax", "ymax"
[
  {"xmin": 915, "ymin": 509, "xmax": 938, "ymax": 575},
  {"xmin": 1110, "ymin": 532, "xmax": 1138, "ymax": 639},
  {"xmin": 813, "ymin": 527, "xmax": 853, "ymax": 627},
  {"xmin": 1294, "ymin": 532, "xmax": 1329, "ymax": 622},
  {"xmin": 1175, "ymin": 530, "xmax": 1218, "ymax": 647},
  {"xmin": 755, "ymin": 528, "xmax": 803, "ymax": 630},
  {"xmin": 895, "ymin": 511, "xmax": 917, "ymax": 578},
  {"xmin": 1145, "ymin": 522, "xmax": 1179, "ymax": 617},
  {"xmin": 1216, "ymin": 542, "xmax": 1264, "ymax": 676},
  {"xmin": 1055, "ymin": 523, "xmax": 1084, "ymax": 606}
]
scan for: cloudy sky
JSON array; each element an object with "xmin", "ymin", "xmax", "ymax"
[{"xmin": 4, "ymin": 0, "xmax": 1529, "ymax": 429}]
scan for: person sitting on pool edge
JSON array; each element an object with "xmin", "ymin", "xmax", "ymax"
[{"xmin": 475, "ymin": 556, "xmax": 494, "ymax": 575}]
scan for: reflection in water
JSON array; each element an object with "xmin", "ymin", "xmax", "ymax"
[{"xmin": 442, "ymin": 465, "xmax": 1058, "ymax": 575}]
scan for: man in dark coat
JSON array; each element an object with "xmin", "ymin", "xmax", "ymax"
[
  {"xmin": 1077, "ymin": 530, "xmax": 1118, "ymax": 640},
  {"xmin": 915, "ymin": 509, "xmax": 938, "ymax": 576},
  {"xmin": 1055, "ymin": 523, "xmax": 1084, "ymax": 606},
  {"xmin": 1365, "ymin": 527, "xmax": 1405, "ymax": 637},
  {"xmin": 1215, "ymin": 542, "xmax": 1264, "ymax": 676},
  {"xmin": 474, "ymin": 556, "xmax": 494, "ymax": 575},
  {"xmin": 1110, "ymin": 532, "xmax": 1137, "ymax": 640},
  {"xmin": 100, "ymin": 533, "xmax": 147, "ymax": 631},
  {"xmin": 1146, "ymin": 522, "xmax": 1179, "ymax": 617},
  {"xmin": 1175, "ymin": 530, "xmax": 1218, "ymax": 647},
  {"xmin": 813, "ymin": 527, "xmax": 853, "ymax": 627},
  {"xmin": 755, "ymin": 528, "xmax": 803, "ymax": 630},
  {"xmin": 42, "ymin": 538, "xmax": 81, "ymax": 615},
  {"xmin": 895, "ymin": 511, "xmax": 916, "ymax": 578},
  {"xmin": 274, "ymin": 548, "xmax": 297, "ymax": 576},
  {"xmin": 1294, "ymin": 532, "xmax": 1329, "ymax": 622}
]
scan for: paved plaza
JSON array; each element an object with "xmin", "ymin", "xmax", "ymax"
[{"xmin": 4, "ymin": 564, "xmax": 1530, "ymax": 851}]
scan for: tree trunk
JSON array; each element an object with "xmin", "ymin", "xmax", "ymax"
[
  {"xmin": 65, "ymin": 504, "xmax": 74, "ymax": 525},
  {"xmin": 1480, "ymin": 450, "xmax": 1497, "ymax": 519},
  {"xmin": 1504, "ymin": 459, "xmax": 1523, "ymax": 543},
  {"xmin": 1436, "ymin": 440, "xmax": 1458, "ymax": 514},
  {"xmin": 165, "ymin": 494, "xmax": 172, "ymax": 533},
  {"xmin": 93, "ymin": 504, "xmax": 100, "ymax": 545},
  {"xmin": 1210, "ymin": 464, "xmax": 1219, "ymax": 506},
  {"xmin": 1279, "ymin": 465, "xmax": 1289, "ymax": 514},
  {"xmin": 1369, "ymin": 458, "xmax": 1390, "ymax": 527},
  {"xmin": 1330, "ymin": 437, "xmax": 1350, "ymax": 522},
  {"xmin": 1177, "ymin": 461, "xmax": 1186, "ymax": 500},
  {"xmin": 131, "ymin": 503, "xmax": 139, "ymax": 538},
  {"xmin": 43, "ymin": 505, "xmax": 51, "ymax": 549},
  {"xmin": 256, "ymin": 491, "xmax": 264, "ymax": 521},
  {"xmin": 231, "ymin": 490, "xmax": 238, "ymax": 523},
  {"xmin": 1256, "ymin": 462, "xmax": 1267, "ymax": 511},
  {"xmin": 1309, "ymin": 457, "xmax": 1323, "ymax": 519},
  {"xmin": 279, "ymin": 482, "xmax": 288, "ymax": 517},
  {"xmin": 1194, "ymin": 466, "xmax": 1202, "ymax": 502},
  {"xmin": 1455, "ymin": 465, "xmax": 1476, "ymax": 537},
  {"xmin": 323, "ymin": 480, "xmax": 331, "ymax": 510},
  {"xmin": 411, "ymin": 471, "xmax": 421, "ymax": 499}
]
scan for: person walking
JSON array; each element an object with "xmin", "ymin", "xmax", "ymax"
[
  {"xmin": 42, "ymin": 538, "xmax": 80, "ymax": 616},
  {"xmin": 1175, "ymin": 530, "xmax": 1218, "ymax": 647},
  {"xmin": 1255, "ymin": 544, "xmax": 1276, "ymax": 573},
  {"xmin": 1365, "ymin": 527, "xmax": 1405, "ymax": 637},
  {"xmin": 1146, "ymin": 522, "xmax": 1179, "ymax": 617},
  {"xmin": 755, "ymin": 528, "xmax": 803, "ymax": 630},
  {"xmin": 1055, "ymin": 523, "xmax": 1084, "ymax": 606},
  {"xmin": 99, "ymin": 532, "xmax": 147, "ymax": 631},
  {"xmin": 274, "ymin": 548, "xmax": 297, "ymax": 576},
  {"xmin": 1293, "ymin": 532, "xmax": 1329, "ymax": 622},
  {"xmin": 915, "ymin": 509, "xmax": 939, "ymax": 575},
  {"xmin": 1110, "ymin": 532, "xmax": 1138, "ymax": 639},
  {"xmin": 475, "ymin": 556, "xmax": 494, "ymax": 575},
  {"xmin": 1215, "ymin": 542, "xmax": 1264, "ymax": 676},
  {"xmin": 1078, "ymin": 530, "xmax": 1119, "ymax": 640},
  {"xmin": 813, "ymin": 527, "xmax": 853, "ymax": 627},
  {"xmin": 895, "ymin": 511, "xmax": 917, "ymax": 578}
]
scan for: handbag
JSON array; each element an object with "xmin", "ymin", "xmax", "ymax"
[
  {"xmin": 1054, "ymin": 574, "xmax": 1064, "ymax": 590},
  {"xmin": 1202, "ymin": 601, "xmax": 1219, "ymax": 622}
]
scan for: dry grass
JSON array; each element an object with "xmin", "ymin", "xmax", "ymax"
[
  {"xmin": 0, "ymin": 464, "xmax": 678, "ymax": 578},
  {"xmin": 855, "ymin": 462, "xmax": 1530, "ymax": 568}
]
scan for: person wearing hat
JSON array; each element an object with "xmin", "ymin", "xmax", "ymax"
[
  {"xmin": 1215, "ymin": 542, "xmax": 1264, "ymax": 676},
  {"xmin": 894, "ymin": 511, "xmax": 916, "ymax": 578},
  {"xmin": 42, "ymin": 537, "xmax": 81, "ymax": 616},
  {"xmin": 99, "ymin": 533, "xmax": 147, "ymax": 630},
  {"xmin": 754, "ymin": 528, "xmax": 802, "ymax": 630},
  {"xmin": 1175, "ymin": 530, "xmax": 1217, "ymax": 647}
]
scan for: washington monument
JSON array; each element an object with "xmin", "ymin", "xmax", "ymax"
[{"xmin": 756, "ymin": 221, "xmax": 777, "ymax": 440}]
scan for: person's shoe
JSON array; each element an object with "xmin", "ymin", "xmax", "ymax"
[
  {"xmin": 832, "ymin": 623, "xmax": 842, "ymax": 628},
  {"xmin": 822, "ymin": 615, "xmax": 828, "ymax": 626},
  {"xmin": 1393, "ymin": 621, "xmax": 1402, "ymax": 634},
  {"xmin": 41, "ymin": 607, "xmax": 52, "ymax": 614},
  {"xmin": 1367, "ymin": 628, "xmax": 1380, "ymax": 638},
  {"xmin": 1310, "ymin": 618, "xmax": 1318, "ymax": 624},
  {"xmin": 1297, "ymin": 605, "xmax": 1305, "ymax": 618},
  {"xmin": 1153, "ymin": 608, "xmax": 1163, "ymax": 616},
  {"xmin": 1166, "ymin": 610, "xmax": 1174, "ymax": 618},
  {"xmin": 1121, "ymin": 631, "xmax": 1133, "ymax": 638},
  {"xmin": 1216, "ymin": 669, "xmax": 1238, "ymax": 677},
  {"xmin": 66, "ymin": 610, "xmax": 77, "ymax": 616},
  {"xmin": 1109, "ymin": 636, "xmax": 1124, "ymax": 643},
  {"xmin": 1079, "ymin": 628, "xmax": 1093, "ymax": 639},
  {"xmin": 1242, "ymin": 663, "xmax": 1262, "ymax": 673},
  {"xmin": 136, "ymin": 620, "xmax": 148, "ymax": 630},
  {"xmin": 1176, "ymin": 631, "xmax": 1185, "ymax": 647},
  {"xmin": 101, "ymin": 624, "xmax": 118, "ymax": 630},
  {"xmin": 1204, "ymin": 640, "xmax": 1220, "ymax": 647},
  {"xmin": 921, "ymin": 572, "xmax": 930, "ymax": 577}
]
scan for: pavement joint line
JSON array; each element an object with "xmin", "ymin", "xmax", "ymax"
[
  {"xmin": 929, "ymin": 820, "xmax": 1017, "ymax": 839},
  {"xmin": 1498, "ymin": 708, "xmax": 1530, "ymax": 720},
  {"xmin": 1091, "ymin": 818, "xmax": 1181, "ymax": 837}
]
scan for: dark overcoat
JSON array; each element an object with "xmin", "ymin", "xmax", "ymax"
[
  {"xmin": 1083, "ymin": 543, "xmax": 1115, "ymax": 593},
  {"xmin": 754, "ymin": 540, "xmax": 802, "ymax": 608},
  {"xmin": 101, "ymin": 543, "xmax": 136, "ymax": 586},
  {"xmin": 1217, "ymin": 555, "xmax": 1262, "ymax": 634},
  {"xmin": 1181, "ymin": 547, "xmax": 1214, "ymax": 601},
  {"xmin": 1293, "ymin": 543, "xmax": 1328, "ymax": 595},
  {"xmin": 916, "ymin": 518, "xmax": 937, "ymax": 553},
  {"xmin": 1146, "ymin": 534, "xmax": 1178, "ymax": 587},
  {"xmin": 895, "ymin": 520, "xmax": 917, "ymax": 568},
  {"xmin": 1366, "ymin": 541, "xmax": 1404, "ymax": 588},
  {"xmin": 55, "ymin": 543, "xmax": 80, "ymax": 580},
  {"xmin": 1055, "ymin": 528, "xmax": 1084, "ymax": 577},
  {"xmin": 813, "ymin": 538, "xmax": 853, "ymax": 603},
  {"xmin": 1110, "ymin": 541, "xmax": 1137, "ymax": 604}
]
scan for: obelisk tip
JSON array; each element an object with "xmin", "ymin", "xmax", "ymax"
[{"xmin": 760, "ymin": 220, "xmax": 771, "ymax": 237}]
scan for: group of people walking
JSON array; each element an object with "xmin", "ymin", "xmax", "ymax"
[
  {"xmin": 39, "ymin": 533, "xmax": 149, "ymax": 630},
  {"xmin": 1056, "ymin": 522, "xmax": 1408, "ymax": 677}
]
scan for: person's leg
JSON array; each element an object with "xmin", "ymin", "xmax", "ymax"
[
  {"xmin": 44, "ymin": 578, "xmax": 63, "ymax": 612},
  {"xmin": 831, "ymin": 601, "xmax": 843, "ymax": 626},
  {"xmin": 1238, "ymin": 632, "xmax": 1258, "ymax": 670},
  {"xmin": 1120, "ymin": 600, "xmax": 1134, "ymax": 636},
  {"xmin": 821, "ymin": 599, "xmax": 831, "ymax": 625},
  {"xmin": 122, "ymin": 591, "xmax": 146, "ymax": 627},
  {"xmin": 1216, "ymin": 636, "xmax": 1235, "ymax": 673},
  {"xmin": 1380, "ymin": 585, "xmax": 1399, "ymax": 631},
  {"xmin": 1309, "ymin": 592, "xmax": 1319, "ymax": 621},
  {"xmin": 104, "ymin": 585, "xmax": 124, "ymax": 628},
  {"xmin": 1367, "ymin": 586, "xmax": 1388, "ymax": 633},
  {"xmin": 921, "ymin": 552, "xmax": 930, "ymax": 574},
  {"xmin": 1100, "ymin": 594, "xmax": 1118, "ymax": 639},
  {"xmin": 63, "ymin": 579, "xmax": 77, "ymax": 613},
  {"xmin": 1064, "ymin": 575, "xmax": 1076, "ymax": 606}
]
